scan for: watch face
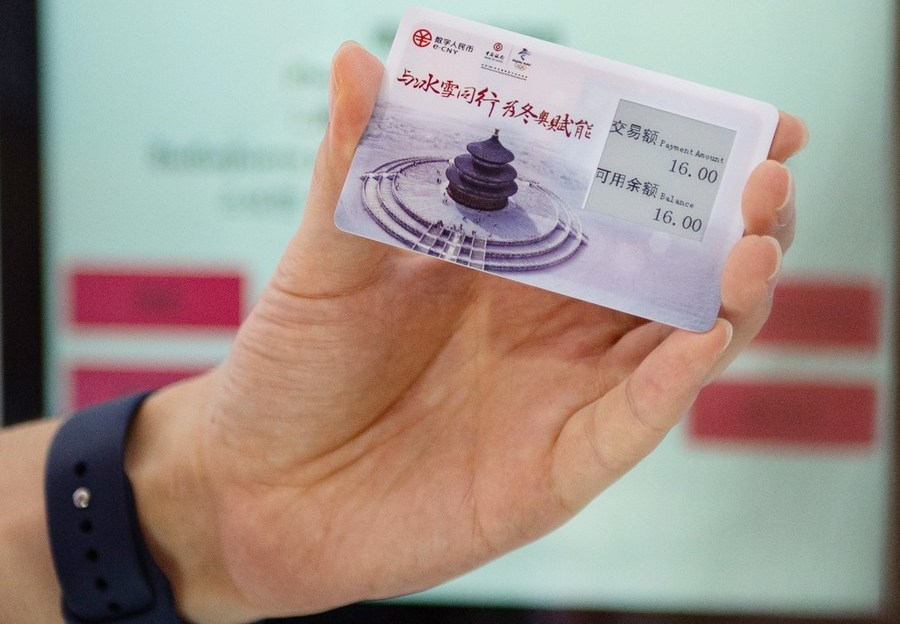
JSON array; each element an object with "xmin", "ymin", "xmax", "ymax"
[{"xmin": 335, "ymin": 8, "xmax": 777, "ymax": 331}]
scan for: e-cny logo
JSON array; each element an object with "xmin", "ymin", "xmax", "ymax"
[
  {"xmin": 411, "ymin": 27, "xmax": 474, "ymax": 55},
  {"xmin": 412, "ymin": 29, "xmax": 433, "ymax": 47}
]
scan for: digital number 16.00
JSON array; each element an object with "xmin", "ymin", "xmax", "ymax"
[
  {"xmin": 669, "ymin": 160, "xmax": 718, "ymax": 183},
  {"xmin": 654, "ymin": 208, "xmax": 703, "ymax": 232}
]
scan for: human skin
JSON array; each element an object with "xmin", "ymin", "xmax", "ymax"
[{"xmin": 0, "ymin": 41, "xmax": 806, "ymax": 624}]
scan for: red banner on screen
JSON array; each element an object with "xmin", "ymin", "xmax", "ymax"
[
  {"xmin": 69, "ymin": 268, "xmax": 243, "ymax": 330},
  {"xmin": 690, "ymin": 381, "xmax": 877, "ymax": 447},
  {"xmin": 70, "ymin": 365, "xmax": 207, "ymax": 411},
  {"xmin": 756, "ymin": 279, "xmax": 880, "ymax": 349}
]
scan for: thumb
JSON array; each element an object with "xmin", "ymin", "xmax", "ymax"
[
  {"xmin": 552, "ymin": 319, "xmax": 733, "ymax": 513},
  {"xmin": 316, "ymin": 41, "xmax": 384, "ymax": 205},
  {"xmin": 277, "ymin": 41, "xmax": 388, "ymax": 298}
]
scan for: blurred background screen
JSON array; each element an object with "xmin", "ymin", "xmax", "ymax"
[{"xmin": 1, "ymin": 0, "xmax": 896, "ymax": 621}]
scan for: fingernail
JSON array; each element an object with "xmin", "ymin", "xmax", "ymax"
[
  {"xmin": 718, "ymin": 319, "xmax": 734, "ymax": 354},
  {"xmin": 763, "ymin": 235, "xmax": 783, "ymax": 285},
  {"xmin": 774, "ymin": 164, "xmax": 795, "ymax": 227},
  {"xmin": 329, "ymin": 41, "xmax": 359, "ymax": 115},
  {"xmin": 328, "ymin": 64, "xmax": 337, "ymax": 116},
  {"xmin": 794, "ymin": 115, "xmax": 811, "ymax": 152}
]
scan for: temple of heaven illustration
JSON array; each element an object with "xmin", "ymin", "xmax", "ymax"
[
  {"xmin": 445, "ymin": 129, "xmax": 518, "ymax": 211},
  {"xmin": 355, "ymin": 125, "xmax": 588, "ymax": 273}
]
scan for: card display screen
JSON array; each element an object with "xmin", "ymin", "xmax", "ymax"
[{"xmin": 585, "ymin": 100, "xmax": 735, "ymax": 241}]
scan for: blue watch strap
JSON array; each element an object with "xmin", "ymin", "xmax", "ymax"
[{"xmin": 44, "ymin": 392, "xmax": 185, "ymax": 623}]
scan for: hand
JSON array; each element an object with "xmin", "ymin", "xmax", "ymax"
[{"xmin": 126, "ymin": 42, "xmax": 807, "ymax": 623}]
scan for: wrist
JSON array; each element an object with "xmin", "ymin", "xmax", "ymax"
[{"xmin": 124, "ymin": 372, "xmax": 257, "ymax": 624}]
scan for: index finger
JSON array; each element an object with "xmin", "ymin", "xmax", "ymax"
[{"xmin": 769, "ymin": 111, "xmax": 809, "ymax": 162}]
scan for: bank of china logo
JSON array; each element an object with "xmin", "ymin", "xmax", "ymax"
[{"xmin": 412, "ymin": 28, "xmax": 433, "ymax": 48}]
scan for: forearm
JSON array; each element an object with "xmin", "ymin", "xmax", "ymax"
[{"xmin": 0, "ymin": 417, "xmax": 64, "ymax": 623}]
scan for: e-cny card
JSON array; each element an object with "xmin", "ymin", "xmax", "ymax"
[{"xmin": 334, "ymin": 8, "xmax": 778, "ymax": 331}]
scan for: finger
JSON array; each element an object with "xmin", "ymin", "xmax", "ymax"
[
  {"xmin": 317, "ymin": 42, "xmax": 386, "ymax": 197},
  {"xmin": 742, "ymin": 159, "xmax": 795, "ymax": 251},
  {"xmin": 769, "ymin": 112, "xmax": 809, "ymax": 162},
  {"xmin": 711, "ymin": 234, "xmax": 781, "ymax": 378},
  {"xmin": 603, "ymin": 320, "xmax": 676, "ymax": 377},
  {"xmin": 552, "ymin": 319, "xmax": 732, "ymax": 513},
  {"xmin": 278, "ymin": 42, "xmax": 388, "ymax": 298}
]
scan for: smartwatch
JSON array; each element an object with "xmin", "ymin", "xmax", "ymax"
[{"xmin": 44, "ymin": 392, "xmax": 185, "ymax": 623}]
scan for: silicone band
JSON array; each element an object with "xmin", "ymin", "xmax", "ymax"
[{"xmin": 44, "ymin": 392, "xmax": 185, "ymax": 623}]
